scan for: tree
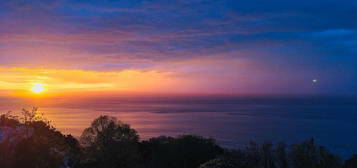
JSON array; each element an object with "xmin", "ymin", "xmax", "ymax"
[
  {"xmin": 0, "ymin": 109, "xmax": 80, "ymax": 168},
  {"xmin": 142, "ymin": 135, "xmax": 224, "ymax": 168},
  {"xmin": 275, "ymin": 142, "xmax": 289, "ymax": 168},
  {"xmin": 345, "ymin": 154, "xmax": 357, "ymax": 168},
  {"xmin": 198, "ymin": 158, "xmax": 239, "ymax": 168},
  {"xmin": 261, "ymin": 142, "xmax": 276, "ymax": 168},
  {"xmin": 289, "ymin": 139, "xmax": 342, "ymax": 168},
  {"xmin": 243, "ymin": 141, "xmax": 263, "ymax": 168},
  {"xmin": 79, "ymin": 115, "xmax": 140, "ymax": 168}
]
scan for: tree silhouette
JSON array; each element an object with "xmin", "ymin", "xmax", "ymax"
[
  {"xmin": 275, "ymin": 142, "xmax": 289, "ymax": 168},
  {"xmin": 0, "ymin": 109, "xmax": 80, "ymax": 168},
  {"xmin": 198, "ymin": 158, "xmax": 238, "ymax": 168},
  {"xmin": 80, "ymin": 115, "xmax": 140, "ymax": 168},
  {"xmin": 0, "ymin": 110, "xmax": 353, "ymax": 168},
  {"xmin": 142, "ymin": 135, "xmax": 224, "ymax": 168},
  {"xmin": 289, "ymin": 139, "xmax": 342, "ymax": 168},
  {"xmin": 345, "ymin": 154, "xmax": 357, "ymax": 168}
]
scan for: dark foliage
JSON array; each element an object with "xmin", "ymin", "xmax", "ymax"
[
  {"xmin": 198, "ymin": 158, "xmax": 239, "ymax": 168},
  {"xmin": 0, "ymin": 110, "xmax": 355, "ymax": 168},
  {"xmin": 216, "ymin": 139, "xmax": 343, "ymax": 168},
  {"xmin": 344, "ymin": 154, "xmax": 357, "ymax": 168},
  {"xmin": 289, "ymin": 139, "xmax": 342, "ymax": 168},
  {"xmin": 0, "ymin": 109, "xmax": 80, "ymax": 168},
  {"xmin": 141, "ymin": 135, "xmax": 224, "ymax": 168},
  {"xmin": 79, "ymin": 115, "xmax": 141, "ymax": 168}
]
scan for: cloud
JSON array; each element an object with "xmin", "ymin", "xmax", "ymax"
[
  {"xmin": 0, "ymin": 67, "xmax": 176, "ymax": 93},
  {"xmin": 0, "ymin": 0, "xmax": 356, "ymax": 94},
  {"xmin": 313, "ymin": 29, "xmax": 357, "ymax": 37}
]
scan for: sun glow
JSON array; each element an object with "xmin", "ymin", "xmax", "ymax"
[
  {"xmin": 1, "ymin": 67, "xmax": 175, "ymax": 95},
  {"xmin": 31, "ymin": 83, "xmax": 45, "ymax": 93}
]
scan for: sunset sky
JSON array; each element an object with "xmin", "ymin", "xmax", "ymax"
[{"xmin": 0, "ymin": 0, "xmax": 356, "ymax": 96}]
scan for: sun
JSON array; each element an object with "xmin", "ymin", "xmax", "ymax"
[{"xmin": 31, "ymin": 83, "xmax": 45, "ymax": 93}]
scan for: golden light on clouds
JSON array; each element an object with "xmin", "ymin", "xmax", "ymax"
[
  {"xmin": 0, "ymin": 67, "xmax": 176, "ymax": 97},
  {"xmin": 0, "ymin": 58, "xmax": 244, "ymax": 97}
]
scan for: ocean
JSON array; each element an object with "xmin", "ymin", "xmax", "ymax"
[{"xmin": 0, "ymin": 95, "xmax": 356, "ymax": 158}]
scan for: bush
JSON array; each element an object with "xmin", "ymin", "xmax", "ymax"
[
  {"xmin": 345, "ymin": 154, "xmax": 357, "ymax": 168},
  {"xmin": 0, "ymin": 109, "xmax": 80, "ymax": 168},
  {"xmin": 290, "ymin": 139, "xmax": 342, "ymax": 168},
  {"xmin": 0, "ymin": 110, "xmax": 353, "ymax": 168},
  {"xmin": 141, "ymin": 135, "xmax": 224, "ymax": 168},
  {"xmin": 198, "ymin": 158, "xmax": 238, "ymax": 168}
]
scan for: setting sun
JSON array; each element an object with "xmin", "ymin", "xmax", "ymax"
[{"xmin": 31, "ymin": 83, "xmax": 45, "ymax": 93}]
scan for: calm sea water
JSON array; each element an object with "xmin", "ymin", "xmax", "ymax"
[{"xmin": 0, "ymin": 95, "xmax": 356, "ymax": 158}]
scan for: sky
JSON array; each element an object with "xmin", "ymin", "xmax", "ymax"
[{"xmin": 0, "ymin": 0, "xmax": 356, "ymax": 96}]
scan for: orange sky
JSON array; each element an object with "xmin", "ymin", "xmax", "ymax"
[
  {"xmin": 0, "ymin": 58, "xmax": 248, "ymax": 97},
  {"xmin": 0, "ymin": 1, "xmax": 356, "ymax": 96},
  {"xmin": 0, "ymin": 67, "xmax": 178, "ymax": 96}
]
